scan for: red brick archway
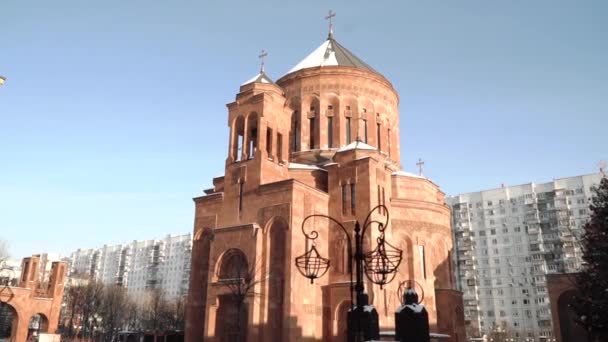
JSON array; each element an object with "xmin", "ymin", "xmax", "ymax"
[{"xmin": 0, "ymin": 256, "xmax": 66, "ymax": 342}]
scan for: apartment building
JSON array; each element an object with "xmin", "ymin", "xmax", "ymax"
[
  {"xmin": 68, "ymin": 233, "xmax": 192, "ymax": 298},
  {"xmin": 447, "ymin": 172, "xmax": 603, "ymax": 341}
]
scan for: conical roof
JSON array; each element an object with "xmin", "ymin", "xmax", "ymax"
[
  {"xmin": 240, "ymin": 71, "xmax": 274, "ymax": 86},
  {"xmin": 285, "ymin": 37, "xmax": 378, "ymax": 76}
]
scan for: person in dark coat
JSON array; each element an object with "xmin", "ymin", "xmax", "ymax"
[{"xmin": 395, "ymin": 287, "xmax": 430, "ymax": 342}]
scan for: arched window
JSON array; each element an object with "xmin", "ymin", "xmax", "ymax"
[
  {"xmin": 219, "ymin": 249, "xmax": 249, "ymax": 281},
  {"xmin": 246, "ymin": 113, "xmax": 259, "ymax": 159},
  {"xmin": 232, "ymin": 116, "xmax": 245, "ymax": 162}
]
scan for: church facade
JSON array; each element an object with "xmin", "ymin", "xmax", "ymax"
[{"xmin": 186, "ymin": 31, "xmax": 465, "ymax": 342}]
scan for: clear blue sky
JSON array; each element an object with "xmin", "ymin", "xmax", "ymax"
[{"xmin": 1, "ymin": 1, "xmax": 606, "ymax": 259}]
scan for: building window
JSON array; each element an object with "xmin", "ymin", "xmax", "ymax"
[
  {"xmin": 277, "ymin": 133, "xmax": 283, "ymax": 162},
  {"xmin": 350, "ymin": 183, "xmax": 356, "ymax": 214},
  {"xmin": 238, "ymin": 181, "xmax": 244, "ymax": 213},
  {"xmin": 362, "ymin": 119, "xmax": 368, "ymax": 143},
  {"xmin": 342, "ymin": 184, "xmax": 348, "ymax": 215},
  {"xmin": 387, "ymin": 128, "xmax": 391, "ymax": 157},
  {"xmin": 309, "ymin": 117, "xmax": 315, "ymax": 149},
  {"xmin": 376, "ymin": 122, "xmax": 381, "ymax": 150},
  {"xmin": 382, "ymin": 187, "xmax": 386, "ymax": 215},
  {"xmin": 419, "ymin": 245, "xmax": 427, "ymax": 279},
  {"xmin": 292, "ymin": 112, "xmax": 299, "ymax": 152},
  {"xmin": 266, "ymin": 128, "xmax": 273, "ymax": 157},
  {"xmin": 346, "ymin": 117, "xmax": 351, "ymax": 144},
  {"xmin": 328, "ymin": 117, "xmax": 334, "ymax": 148}
]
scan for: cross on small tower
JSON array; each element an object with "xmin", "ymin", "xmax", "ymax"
[
  {"xmin": 325, "ymin": 10, "xmax": 336, "ymax": 38},
  {"xmin": 258, "ymin": 49, "xmax": 268, "ymax": 72},
  {"xmin": 416, "ymin": 158, "xmax": 425, "ymax": 176}
]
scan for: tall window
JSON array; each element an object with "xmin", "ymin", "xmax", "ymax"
[
  {"xmin": 328, "ymin": 117, "xmax": 333, "ymax": 148},
  {"xmin": 248, "ymin": 128, "xmax": 257, "ymax": 159},
  {"xmin": 292, "ymin": 111, "xmax": 299, "ymax": 152},
  {"xmin": 362, "ymin": 119, "xmax": 368, "ymax": 143},
  {"xmin": 238, "ymin": 181, "xmax": 245, "ymax": 213},
  {"xmin": 382, "ymin": 187, "xmax": 386, "ymax": 215},
  {"xmin": 342, "ymin": 184, "xmax": 347, "ymax": 214},
  {"xmin": 309, "ymin": 117, "xmax": 315, "ymax": 149},
  {"xmin": 237, "ymin": 134, "xmax": 244, "ymax": 161},
  {"xmin": 388, "ymin": 128, "xmax": 391, "ymax": 157},
  {"xmin": 419, "ymin": 245, "xmax": 427, "ymax": 279},
  {"xmin": 376, "ymin": 122, "xmax": 381, "ymax": 151},
  {"xmin": 277, "ymin": 133, "xmax": 283, "ymax": 162},
  {"xmin": 346, "ymin": 117, "xmax": 351, "ymax": 144},
  {"xmin": 266, "ymin": 128, "xmax": 273, "ymax": 157},
  {"xmin": 350, "ymin": 183, "xmax": 356, "ymax": 214}
]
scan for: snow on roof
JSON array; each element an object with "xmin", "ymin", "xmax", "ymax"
[
  {"xmin": 288, "ymin": 163, "xmax": 327, "ymax": 171},
  {"xmin": 336, "ymin": 140, "xmax": 377, "ymax": 153},
  {"xmin": 392, "ymin": 170, "xmax": 426, "ymax": 179},
  {"xmin": 363, "ymin": 305, "xmax": 375, "ymax": 313},
  {"xmin": 395, "ymin": 303, "xmax": 426, "ymax": 314},
  {"xmin": 285, "ymin": 37, "xmax": 377, "ymax": 76},
  {"xmin": 240, "ymin": 71, "xmax": 274, "ymax": 86}
]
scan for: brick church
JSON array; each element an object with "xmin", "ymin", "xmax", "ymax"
[{"xmin": 186, "ymin": 23, "xmax": 465, "ymax": 342}]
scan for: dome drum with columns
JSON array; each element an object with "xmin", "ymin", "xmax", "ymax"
[{"xmin": 186, "ymin": 18, "xmax": 465, "ymax": 342}]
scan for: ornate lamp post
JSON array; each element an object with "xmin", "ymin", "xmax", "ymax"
[{"xmin": 295, "ymin": 204, "xmax": 402, "ymax": 340}]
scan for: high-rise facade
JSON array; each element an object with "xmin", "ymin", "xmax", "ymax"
[
  {"xmin": 447, "ymin": 172, "xmax": 603, "ymax": 340},
  {"xmin": 68, "ymin": 233, "xmax": 192, "ymax": 298}
]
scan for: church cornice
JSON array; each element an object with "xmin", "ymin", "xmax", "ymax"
[
  {"xmin": 277, "ymin": 66, "xmax": 399, "ymax": 106},
  {"xmin": 390, "ymin": 198, "xmax": 451, "ymax": 216},
  {"xmin": 193, "ymin": 191, "xmax": 223, "ymax": 203}
]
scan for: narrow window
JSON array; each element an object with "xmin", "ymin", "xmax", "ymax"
[
  {"xmin": 377, "ymin": 185, "xmax": 381, "ymax": 208},
  {"xmin": 292, "ymin": 112, "xmax": 299, "ymax": 152},
  {"xmin": 419, "ymin": 245, "xmax": 427, "ymax": 279},
  {"xmin": 363, "ymin": 119, "xmax": 368, "ymax": 143},
  {"xmin": 328, "ymin": 117, "xmax": 333, "ymax": 148},
  {"xmin": 387, "ymin": 128, "xmax": 391, "ymax": 157},
  {"xmin": 266, "ymin": 128, "xmax": 273, "ymax": 157},
  {"xmin": 238, "ymin": 181, "xmax": 245, "ymax": 213},
  {"xmin": 236, "ymin": 134, "xmax": 244, "ymax": 161},
  {"xmin": 382, "ymin": 187, "xmax": 386, "ymax": 215},
  {"xmin": 350, "ymin": 183, "xmax": 356, "ymax": 214},
  {"xmin": 342, "ymin": 184, "xmax": 347, "ymax": 214},
  {"xmin": 376, "ymin": 122, "xmax": 381, "ymax": 150},
  {"xmin": 346, "ymin": 117, "xmax": 351, "ymax": 144},
  {"xmin": 277, "ymin": 133, "xmax": 283, "ymax": 162},
  {"xmin": 248, "ymin": 128, "xmax": 257, "ymax": 159},
  {"xmin": 309, "ymin": 117, "xmax": 315, "ymax": 149}
]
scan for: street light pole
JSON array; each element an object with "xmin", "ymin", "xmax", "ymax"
[{"xmin": 295, "ymin": 204, "xmax": 403, "ymax": 340}]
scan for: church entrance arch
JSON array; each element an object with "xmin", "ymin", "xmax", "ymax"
[
  {"xmin": 0, "ymin": 302, "xmax": 18, "ymax": 342},
  {"xmin": 334, "ymin": 300, "xmax": 351, "ymax": 341},
  {"xmin": 215, "ymin": 249, "xmax": 250, "ymax": 342}
]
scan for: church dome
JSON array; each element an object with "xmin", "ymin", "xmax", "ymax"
[{"xmin": 283, "ymin": 36, "xmax": 380, "ymax": 78}]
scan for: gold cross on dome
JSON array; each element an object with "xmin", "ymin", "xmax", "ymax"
[
  {"xmin": 258, "ymin": 49, "xmax": 268, "ymax": 72},
  {"xmin": 416, "ymin": 158, "xmax": 425, "ymax": 176},
  {"xmin": 325, "ymin": 10, "xmax": 336, "ymax": 38}
]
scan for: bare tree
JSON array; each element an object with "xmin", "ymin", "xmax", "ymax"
[
  {"xmin": 0, "ymin": 240, "xmax": 12, "ymax": 275},
  {"xmin": 80, "ymin": 279, "xmax": 104, "ymax": 340},
  {"xmin": 141, "ymin": 288, "xmax": 170, "ymax": 337},
  {"xmin": 63, "ymin": 277, "xmax": 87, "ymax": 340},
  {"xmin": 99, "ymin": 285, "xmax": 131, "ymax": 342},
  {"xmin": 166, "ymin": 295, "xmax": 186, "ymax": 331}
]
